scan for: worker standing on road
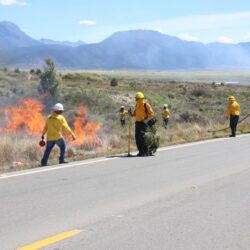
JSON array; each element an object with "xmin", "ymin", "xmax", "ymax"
[
  {"xmin": 129, "ymin": 92, "xmax": 157, "ymax": 156},
  {"xmin": 162, "ymin": 104, "xmax": 170, "ymax": 129},
  {"xmin": 226, "ymin": 96, "xmax": 240, "ymax": 137},
  {"xmin": 119, "ymin": 106, "xmax": 128, "ymax": 127},
  {"xmin": 41, "ymin": 103, "xmax": 76, "ymax": 166}
]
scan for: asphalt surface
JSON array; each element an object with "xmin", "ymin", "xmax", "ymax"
[{"xmin": 0, "ymin": 135, "xmax": 249, "ymax": 250}]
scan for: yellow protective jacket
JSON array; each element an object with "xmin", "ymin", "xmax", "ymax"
[
  {"xmin": 133, "ymin": 99, "xmax": 154, "ymax": 122},
  {"xmin": 226, "ymin": 100, "xmax": 241, "ymax": 117},
  {"xmin": 162, "ymin": 109, "xmax": 170, "ymax": 119},
  {"xmin": 119, "ymin": 110, "xmax": 128, "ymax": 120},
  {"xmin": 42, "ymin": 113, "xmax": 75, "ymax": 141}
]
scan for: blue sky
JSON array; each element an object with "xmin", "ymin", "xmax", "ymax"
[{"xmin": 1, "ymin": 0, "xmax": 250, "ymax": 44}]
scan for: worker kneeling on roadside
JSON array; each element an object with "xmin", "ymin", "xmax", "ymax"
[
  {"xmin": 129, "ymin": 92, "xmax": 159, "ymax": 156},
  {"xmin": 119, "ymin": 106, "xmax": 128, "ymax": 127},
  {"xmin": 226, "ymin": 96, "xmax": 240, "ymax": 137},
  {"xmin": 41, "ymin": 103, "xmax": 76, "ymax": 166},
  {"xmin": 162, "ymin": 104, "xmax": 170, "ymax": 129}
]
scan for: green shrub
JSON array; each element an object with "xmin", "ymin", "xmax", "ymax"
[{"xmin": 110, "ymin": 78, "xmax": 118, "ymax": 87}]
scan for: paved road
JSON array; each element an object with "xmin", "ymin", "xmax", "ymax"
[{"xmin": 0, "ymin": 135, "xmax": 249, "ymax": 250}]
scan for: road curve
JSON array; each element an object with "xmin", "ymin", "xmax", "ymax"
[{"xmin": 0, "ymin": 135, "xmax": 249, "ymax": 249}]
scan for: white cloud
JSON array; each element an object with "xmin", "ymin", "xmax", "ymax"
[
  {"xmin": 243, "ymin": 32, "xmax": 250, "ymax": 40},
  {"xmin": 178, "ymin": 33, "xmax": 201, "ymax": 42},
  {"xmin": 0, "ymin": 0, "xmax": 16, "ymax": 5},
  {"xmin": 78, "ymin": 20, "xmax": 96, "ymax": 26},
  {"xmin": 217, "ymin": 36, "xmax": 235, "ymax": 44},
  {"xmin": 154, "ymin": 28, "xmax": 165, "ymax": 34},
  {"xmin": 0, "ymin": 0, "xmax": 27, "ymax": 5}
]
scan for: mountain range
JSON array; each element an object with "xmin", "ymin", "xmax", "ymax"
[{"xmin": 1, "ymin": 21, "xmax": 250, "ymax": 70}]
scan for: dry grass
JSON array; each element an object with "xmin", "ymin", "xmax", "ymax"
[
  {"xmin": 0, "ymin": 135, "xmax": 41, "ymax": 172},
  {"xmin": 1, "ymin": 118, "xmax": 250, "ymax": 173},
  {"xmin": 0, "ymin": 70, "xmax": 250, "ymax": 173}
]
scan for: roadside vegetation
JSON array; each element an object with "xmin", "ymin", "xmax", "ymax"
[{"xmin": 0, "ymin": 64, "xmax": 250, "ymax": 172}]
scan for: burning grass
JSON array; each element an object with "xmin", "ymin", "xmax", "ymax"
[
  {"xmin": 0, "ymin": 119, "xmax": 250, "ymax": 173},
  {"xmin": 0, "ymin": 70, "xmax": 250, "ymax": 173}
]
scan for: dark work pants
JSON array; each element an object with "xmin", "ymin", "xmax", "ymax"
[
  {"xmin": 135, "ymin": 121, "xmax": 148, "ymax": 155},
  {"xmin": 230, "ymin": 115, "xmax": 239, "ymax": 136},
  {"xmin": 120, "ymin": 119, "xmax": 126, "ymax": 127},
  {"xmin": 41, "ymin": 138, "xmax": 66, "ymax": 164},
  {"xmin": 163, "ymin": 118, "xmax": 169, "ymax": 129}
]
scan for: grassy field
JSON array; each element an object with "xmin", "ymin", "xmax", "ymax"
[
  {"xmin": 85, "ymin": 70, "xmax": 250, "ymax": 85},
  {"xmin": 0, "ymin": 69, "xmax": 250, "ymax": 172}
]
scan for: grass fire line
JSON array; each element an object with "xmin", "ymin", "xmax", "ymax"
[{"xmin": 0, "ymin": 98, "xmax": 102, "ymax": 152}]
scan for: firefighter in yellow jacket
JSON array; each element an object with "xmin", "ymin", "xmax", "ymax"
[
  {"xmin": 226, "ymin": 96, "xmax": 240, "ymax": 137},
  {"xmin": 130, "ymin": 92, "xmax": 155, "ymax": 156},
  {"xmin": 119, "ymin": 106, "xmax": 128, "ymax": 127},
  {"xmin": 41, "ymin": 103, "xmax": 76, "ymax": 166},
  {"xmin": 162, "ymin": 104, "xmax": 170, "ymax": 129}
]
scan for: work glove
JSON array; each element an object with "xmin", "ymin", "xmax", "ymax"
[{"xmin": 72, "ymin": 135, "xmax": 76, "ymax": 141}]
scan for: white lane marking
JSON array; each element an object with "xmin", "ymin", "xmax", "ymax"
[
  {"xmin": 0, "ymin": 158, "xmax": 116, "ymax": 179},
  {"xmin": 158, "ymin": 133, "xmax": 250, "ymax": 152},
  {"xmin": 1, "ymin": 134, "xmax": 249, "ymax": 180}
]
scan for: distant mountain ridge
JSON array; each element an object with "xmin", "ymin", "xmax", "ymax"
[
  {"xmin": 39, "ymin": 39, "xmax": 85, "ymax": 47},
  {"xmin": 0, "ymin": 21, "xmax": 39, "ymax": 49},
  {"xmin": 1, "ymin": 21, "xmax": 250, "ymax": 70}
]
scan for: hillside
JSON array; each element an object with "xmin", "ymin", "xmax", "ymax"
[
  {"xmin": 0, "ymin": 21, "xmax": 39, "ymax": 49},
  {"xmin": 0, "ymin": 69, "xmax": 250, "ymax": 171}
]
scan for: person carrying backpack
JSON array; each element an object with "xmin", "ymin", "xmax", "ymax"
[{"xmin": 129, "ymin": 92, "xmax": 158, "ymax": 156}]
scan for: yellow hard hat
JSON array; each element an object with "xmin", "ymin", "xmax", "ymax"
[
  {"xmin": 228, "ymin": 96, "xmax": 235, "ymax": 100},
  {"xmin": 135, "ymin": 92, "xmax": 145, "ymax": 99}
]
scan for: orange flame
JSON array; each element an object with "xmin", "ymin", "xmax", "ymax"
[
  {"xmin": 0, "ymin": 99, "xmax": 102, "ymax": 150},
  {"xmin": 71, "ymin": 104, "xmax": 102, "ymax": 149},
  {"xmin": 0, "ymin": 99, "xmax": 46, "ymax": 135}
]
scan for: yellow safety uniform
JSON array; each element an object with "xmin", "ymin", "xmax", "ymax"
[
  {"xmin": 133, "ymin": 99, "xmax": 154, "ymax": 121},
  {"xmin": 119, "ymin": 110, "xmax": 128, "ymax": 120},
  {"xmin": 162, "ymin": 109, "xmax": 170, "ymax": 119},
  {"xmin": 42, "ymin": 113, "xmax": 75, "ymax": 141},
  {"xmin": 226, "ymin": 100, "xmax": 241, "ymax": 118}
]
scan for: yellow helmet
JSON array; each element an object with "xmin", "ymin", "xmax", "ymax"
[
  {"xmin": 228, "ymin": 96, "xmax": 235, "ymax": 101},
  {"xmin": 135, "ymin": 92, "xmax": 145, "ymax": 99}
]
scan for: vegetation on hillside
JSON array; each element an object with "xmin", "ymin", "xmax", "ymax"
[{"xmin": 0, "ymin": 66, "xmax": 250, "ymax": 172}]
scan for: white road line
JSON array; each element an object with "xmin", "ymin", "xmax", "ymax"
[
  {"xmin": 1, "ymin": 134, "xmax": 249, "ymax": 180},
  {"xmin": 0, "ymin": 158, "xmax": 116, "ymax": 179}
]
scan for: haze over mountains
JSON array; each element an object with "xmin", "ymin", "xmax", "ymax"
[{"xmin": 1, "ymin": 21, "xmax": 250, "ymax": 70}]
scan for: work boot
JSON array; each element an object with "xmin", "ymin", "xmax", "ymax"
[
  {"xmin": 41, "ymin": 163, "xmax": 47, "ymax": 167},
  {"xmin": 59, "ymin": 161, "xmax": 68, "ymax": 164},
  {"xmin": 137, "ymin": 152, "xmax": 146, "ymax": 157}
]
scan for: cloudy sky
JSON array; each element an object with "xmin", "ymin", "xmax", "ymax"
[{"xmin": 1, "ymin": 0, "xmax": 250, "ymax": 44}]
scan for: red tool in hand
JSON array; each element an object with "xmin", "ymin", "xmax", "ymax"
[{"xmin": 39, "ymin": 136, "xmax": 46, "ymax": 147}]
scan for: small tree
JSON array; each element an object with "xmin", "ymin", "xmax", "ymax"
[
  {"xmin": 38, "ymin": 58, "xmax": 60, "ymax": 111},
  {"xmin": 36, "ymin": 68, "xmax": 42, "ymax": 75},
  {"xmin": 38, "ymin": 58, "xmax": 59, "ymax": 97},
  {"xmin": 110, "ymin": 78, "xmax": 118, "ymax": 87}
]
